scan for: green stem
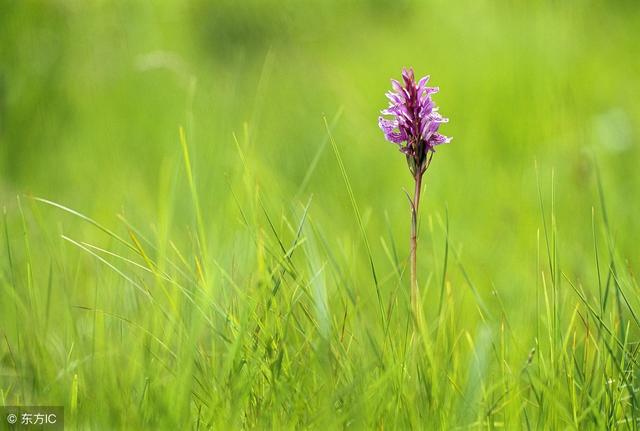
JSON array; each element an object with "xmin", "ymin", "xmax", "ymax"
[{"xmin": 410, "ymin": 171, "xmax": 423, "ymax": 317}]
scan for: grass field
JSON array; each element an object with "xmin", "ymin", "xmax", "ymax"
[{"xmin": 1, "ymin": 1, "xmax": 640, "ymax": 429}]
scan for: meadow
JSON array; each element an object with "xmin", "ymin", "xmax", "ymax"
[{"xmin": 1, "ymin": 1, "xmax": 640, "ymax": 429}]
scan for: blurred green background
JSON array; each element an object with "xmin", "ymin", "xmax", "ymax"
[
  {"xmin": 2, "ymin": 1, "xmax": 638, "ymax": 278},
  {"xmin": 1, "ymin": 0, "xmax": 640, "ymax": 427}
]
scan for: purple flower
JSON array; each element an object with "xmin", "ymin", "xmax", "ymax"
[{"xmin": 379, "ymin": 68, "xmax": 451, "ymax": 175}]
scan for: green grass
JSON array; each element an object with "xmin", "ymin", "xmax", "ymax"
[
  {"xmin": 2, "ymin": 132, "xmax": 639, "ymax": 429},
  {"xmin": 1, "ymin": 0, "xmax": 640, "ymax": 429}
]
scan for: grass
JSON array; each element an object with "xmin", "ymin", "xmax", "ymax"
[
  {"xmin": 1, "ymin": 1, "xmax": 640, "ymax": 429},
  {"xmin": 1, "ymin": 133, "xmax": 639, "ymax": 429}
]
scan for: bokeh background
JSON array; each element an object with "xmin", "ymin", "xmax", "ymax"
[
  {"xmin": 1, "ymin": 0, "xmax": 640, "ymax": 427},
  {"xmin": 2, "ymin": 1, "xmax": 639, "ymax": 280}
]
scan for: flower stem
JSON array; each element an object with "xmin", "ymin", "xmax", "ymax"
[{"xmin": 410, "ymin": 171, "xmax": 423, "ymax": 317}]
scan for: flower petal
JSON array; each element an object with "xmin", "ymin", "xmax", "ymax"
[{"xmin": 378, "ymin": 116, "xmax": 405, "ymax": 144}]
